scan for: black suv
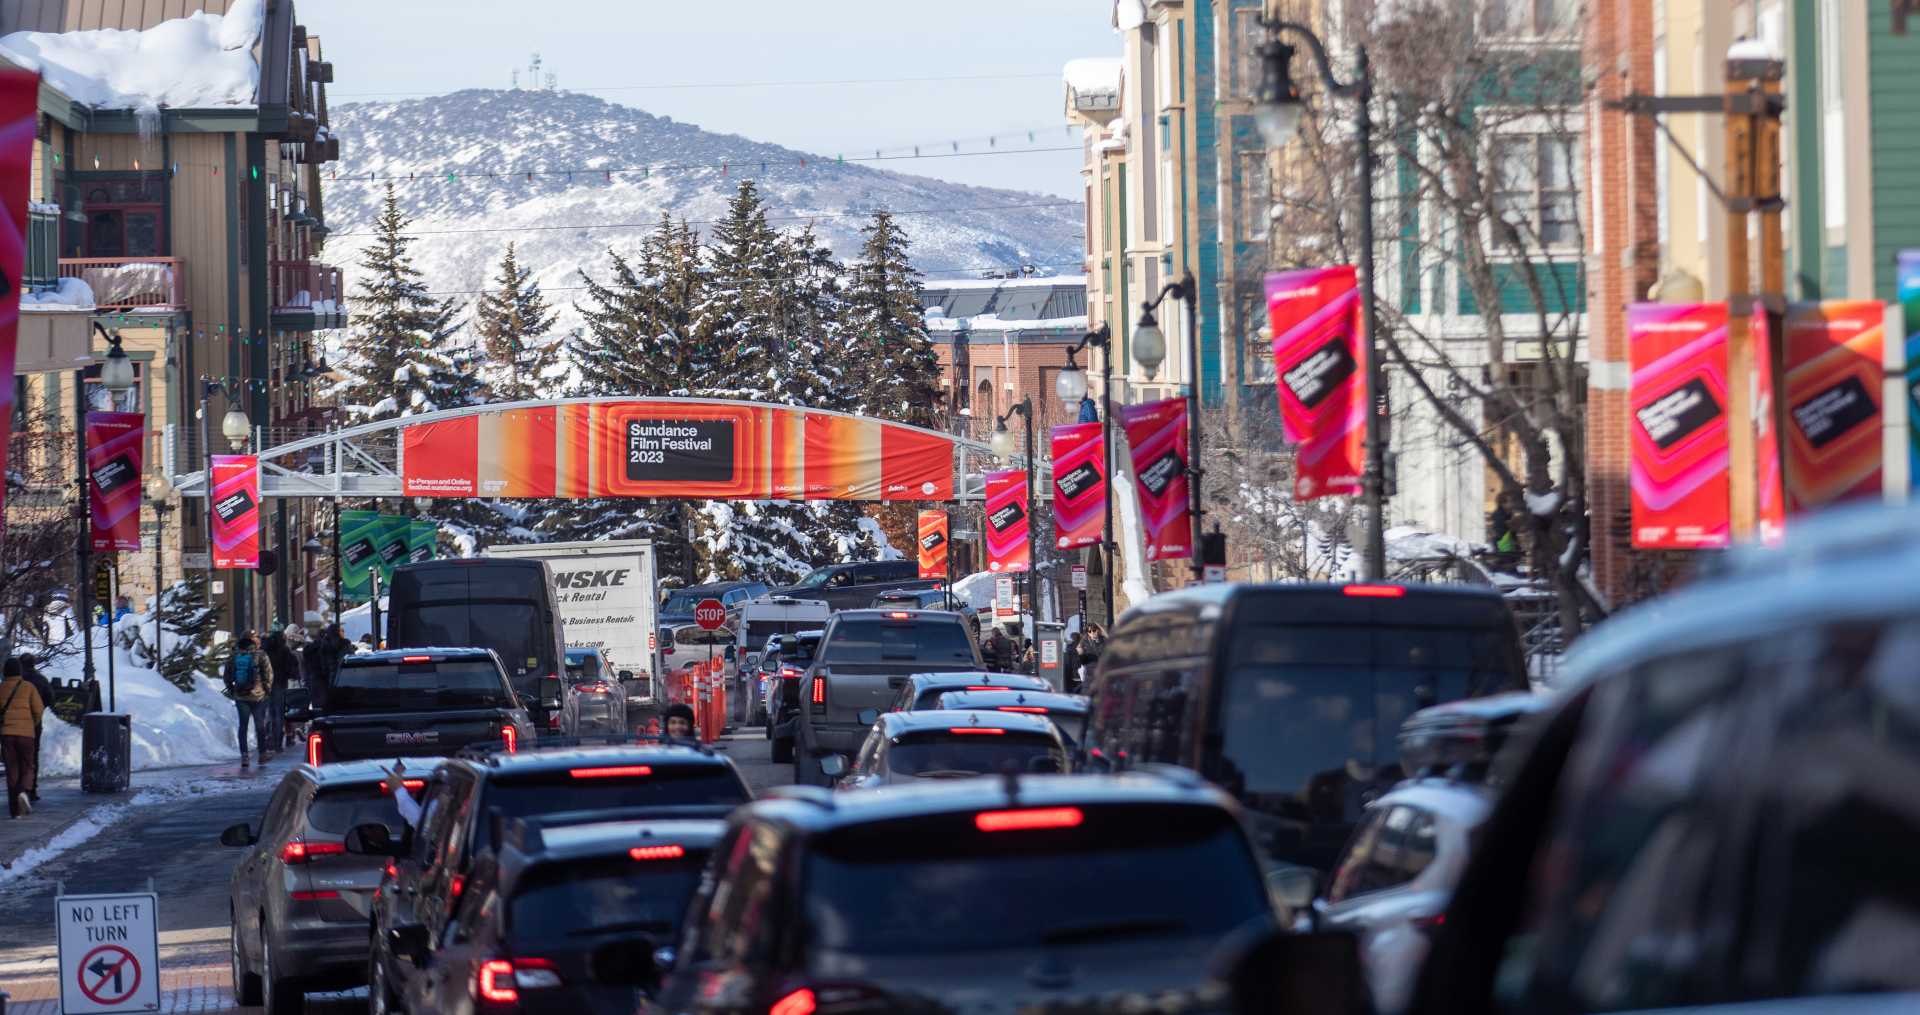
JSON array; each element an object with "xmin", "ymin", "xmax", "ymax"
[
  {"xmin": 221, "ymin": 760, "xmax": 417, "ymax": 1014},
  {"xmin": 358, "ymin": 743, "xmax": 753, "ymax": 1015},
  {"xmin": 304, "ymin": 648, "xmax": 535, "ymax": 765},
  {"xmin": 648, "ymin": 772, "xmax": 1275, "ymax": 1013},
  {"xmin": 385, "ymin": 817, "xmax": 725, "ymax": 1015},
  {"xmin": 771, "ymin": 560, "xmax": 939, "ymax": 611}
]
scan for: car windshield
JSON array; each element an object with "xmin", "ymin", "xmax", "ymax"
[
  {"xmin": 304, "ymin": 784, "xmax": 408, "ymax": 837},
  {"xmin": 328, "ymin": 659, "xmax": 512, "ymax": 711},
  {"xmin": 509, "ymin": 853, "xmax": 707, "ymax": 945},
  {"xmin": 791, "ymin": 568, "xmax": 837, "ymax": 590},
  {"xmin": 565, "ymin": 653, "xmax": 602, "ymax": 680},
  {"xmin": 475, "ymin": 768, "xmax": 749, "ymax": 851},
  {"xmin": 744, "ymin": 619, "xmax": 820, "ymax": 648},
  {"xmin": 888, "ymin": 731, "xmax": 1064, "ymax": 778},
  {"xmin": 823, "ymin": 619, "xmax": 975, "ymax": 664},
  {"xmin": 397, "ymin": 603, "xmax": 545, "ymax": 677},
  {"xmin": 804, "ymin": 805, "xmax": 1268, "ymax": 954},
  {"xmin": 659, "ymin": 591, "xmax": 704, "ymax": 615}
]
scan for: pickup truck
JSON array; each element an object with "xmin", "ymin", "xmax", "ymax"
[
  {"xmin": 770, "ymin": 560, "xmax": 944, "ymax": 612},
  {"xmin": 302, "ymin": 648, "xmax": 536, "ymax": 764},
  {"xmin": 791, "ymin": 609, "xmax": 982, "ymax": 786}
]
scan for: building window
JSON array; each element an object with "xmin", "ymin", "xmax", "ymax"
[
  {"xmin": 67, "ymin": 179, "xmax": 166, "ymax": 258},
  {"xmin": 1818, "ymin": 0, "xmax": 1846, "ymax": 232},
  {"xmin": 1246, "ymin": 294, "xmax": 1276, "ymax": 384},
  {"xmin": 1485, "ymin": 0, "xmax": 1574, "ymax": 37},
  {"xmin": 1491, "ymin": 133, "xmax": 1579, "ymax": 249},
  {"xmin": 1229, "ymin": 6, "xmax": 1268, "ymax": 97},
  {"xmin": 1241, "ymin": 151, "xmax": 1272, "ymax": 242}
]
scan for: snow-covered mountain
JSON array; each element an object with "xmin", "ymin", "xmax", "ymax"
[{"xmin": 323, "ymin": 89, "xmax": 1084, "ymax": 338}]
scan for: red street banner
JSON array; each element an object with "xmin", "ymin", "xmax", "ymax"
[
  {"xmin": 1266, "ymin": 266, "xmax": 1366, "ymax": 499},
  {"xmin": 1783, "ymin": 300, "xmax": 1884, "ymax": 510},
  {"xmin": 1049, "ymin": 422, "xmax": 1105, "ymax": 550},
  {"xmin": 86, "ymin": 411, "xmax": 144, "ymax": 552},
  {"xmin": 1752, "ymin": 303, "xmax": 1786, "ymax": 546},
  {"xmin": 916, "ymin": 509, "xmax": 948, "ymax": 579},
  {"xmin": 1628, "ymin": 302, "xmax": 1730, "ymax": 549},
  {"xmin": 0, "ymin": 70, "xmax": 38, "ymax": 529},
  {"xmin": 983, "ymin": 469, "xmax": 1030, "ymax": 573},
  {"xmin": 210, "ymin": 455, "xmax": 260, "ymax": 569},
  {"xmin": 1119, "ymin": 397, "xmax": 1193, "ymax": 561}
]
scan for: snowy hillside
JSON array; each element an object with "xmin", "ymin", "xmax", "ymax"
[{"xmin": 323, "ymin": 89, "xmax": 1085, "ymax": 339}]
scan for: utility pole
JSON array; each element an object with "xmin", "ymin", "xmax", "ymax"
[{"xmin": 1722, "ymin": 61, "xmax": 1757, "ymax": 537}]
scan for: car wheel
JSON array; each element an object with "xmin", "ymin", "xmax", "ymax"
[
  {"xmin": 231, "ymin": 908, "xmax": 262, "ymax": 1005},
  {"xmin": 262, "ymin": 930, "xmax": 305, "ymax": 1015}
]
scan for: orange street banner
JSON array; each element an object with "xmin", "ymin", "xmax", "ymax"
[
  {"xmin": 1783, "ymin": 301, "xmax": 1884, "ymax": 510},
  {"xmin": 401, "ymin": 400, "xmax": 955, "ymax": 502},
  {"xmin": 917, "ymin": 509, "xmax": 948, "ymax": 579}
]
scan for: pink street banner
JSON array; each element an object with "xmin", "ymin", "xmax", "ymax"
[
  {"xmin": 1628, "ymin": 302, "xmax": 1731, "ymax": 549},
  {"xmin": 1782, "ymin": 300, "xmax": 1885, "ymax": 510},
  {"xmin": 0, "ymin": 70, "xmax": 39, "ymax": 529},
  {"xmin": 1049, "ymin": 422, "xmax": 1105, "ymax": 550},
  {"xmin": 1119, "ymin": 397, "xmax": 1193, "ymax": 561},
  {"xmin": 210, "ymin": 455, "xmax": 261, "ymax": 569},
  {"xmin": 1752, "ymin": 304, "xmax": 1786, "ymax": 546},
  {"xmin": 86, "ymin": 411, "xmax": 144, "ymax": 552},
  {"xmin": 983, "ymin": 468, "xmax": 1030, "ymax": 573},
  {"xmin": 1266, "ymin": 265, "xmax": 1367, "ymax": 499}
]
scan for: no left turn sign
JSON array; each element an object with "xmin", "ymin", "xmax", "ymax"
[{"xmin": 57, "ymin": 891, "xmax": 160, "ymax": 1013}]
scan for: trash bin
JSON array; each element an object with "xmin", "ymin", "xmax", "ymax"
[{"xmin": 80, "ymin": 712, "xmax": 132, "ymax": 794}]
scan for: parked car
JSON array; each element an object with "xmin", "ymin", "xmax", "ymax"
[
  {"xmin": 1082, "ymin": 581, "xmax": 1529, "ymax": 875},
  {"xmin": 763, "ymin": 630, "xmax": 822, "ymax": 763},
  {"xmin": 387, "ymin": 558, "xmax": 567, "ymax": 730},
  {"xmin": 647, "ymin": 771, "xmax": 1277, "ymax": 1014},
  {"xmin": 829, "ymin": 709, "xmax": 1069, "ymax": 789},
  {"xmin": 792, "ymin": 608, "xmax": 983, "ymax": 785},
  {"xmin": 657, "ymin": 581, "xmax": 766, "ymax": 626},
  {"xmin": 561, "ymin": 646, "xmax": 628, "ymax": 736},
  {"xmin": 890, "ymin": 670, "xmax": 1054, "ymax": 712},
  {"xmin": 384, "ymin": 817, "xmax": 724, "ymax": 1014},
  {"xmin": 932, "ymin": 687, "xmax": 1090, "ymax": 751},
  {"xmin": 770, "ymin": 559, "xmax": 939, "ymax": 611},
  {"xmin": 221, "ymin": 760, "xmax": 418, "ymax": 1014},
  {"xmin": 302, "ymin": 648, "xmax": 535, "ymax": 765}
]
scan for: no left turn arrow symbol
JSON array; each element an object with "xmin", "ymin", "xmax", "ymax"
[{"xmin": 77, "ymin": 943, "xmax": 141, "ymax": 1006}]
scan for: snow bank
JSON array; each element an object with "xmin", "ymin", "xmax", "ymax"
[
  {"xmin": 21, "ymin": 276, "xmax": 95, "ymax": 309},
  {"xmin": 0, "ymin": 766, "xmax": 256, "ymax": 885},
  {"xmin": 1384, "ymin": 524, "xmax": 1477, "ymax": 562},
  {"xmin": 34, "ymin": 620, "xmax": 240, "ymax": 778},
  {"xmin": 0, "ymin": 1, "xmax": 264, "ymax": 113}
]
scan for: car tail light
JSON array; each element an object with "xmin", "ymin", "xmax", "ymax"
[
  {"xmin": 401, "ymin": 655, "xmax": 433, "ymax": 663},
  {"xmin": 451, "ymin": 874, "xmax": 466, "ymax": 899},
  {"xmin": 780, "ymin": 665, "xmax": 802, "ymax": 680},
  {"xmin": 629, "ymin": 844, "xmax": 686, "ymax": 861},
  {"xmin": 501, "ymin": 725, "xmax": 518, "ymax": 753},
  {"xmin": 966, "ymin": 685, "xmax": 1005, "ymax": 691},
  {"xmin": 810, "ymin": 677, "xmax": 825, "ymax": 712},
  {"xmin": 289, "ymin": 889, "xmax": 339, "ymax": 901},
  {"xmin": 384, "ymin": 860, "xmax": 398, "ymax": 879},
  {"xmin": 379, "ymin": 779, "xmax": 426, "ymax": 794},
  {"xmin": 306, "ymin": 732, "xmax": 323, "ymax": 766},
  {"xmin": 885, "ymin": 611, "xmax": 912, "ymax": 620},
  {"xmin": 571, "ymin": 765, "xmax": 652, "ymax": 778},
  {"xmin": 950, "ymin": 727, "xmax": 1004, "ymax": 735},
  {"xmin": 998, "ymin": 706, "xmax": 1048, "ymax": 714},
  {"xmin": 770, "ymin": 988, "xmax": 816, "ymax": 1015},
  {"xmin": 1414, "ymin": 912, "xmax": 1447, "ymax": 930},
  {"xmin": 1342, "ymin": 584, "xmax": 1406, "ymax": 598},
  {"xmin": 476, "ymin": 957, "xmax": 562, "ymax": 1003},
  {"xmin": 546, "ymin": 713, "xmax": 562, "ymax": 731},
  {"xmin": 280, "ymin": 838, "xmax": 347, "ymax": 864},
  {"xmin": 975, "ymin": 806, "xmax": 1085, "ymax": 832}
]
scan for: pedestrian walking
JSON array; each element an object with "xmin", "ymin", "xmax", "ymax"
[
  {"xmin": 302, "ymin": 623, "xmax": 346, "ymax": 710},
  {"xmin": 1063, "ymin": 631, "xmax": 1084, "ymax": 693},
  {"xmin": 221, "ymin": 633, "xmax": 275, "ymax": 768},
  {"xmin": 263, "ymin": 626, "xmax": 301, "ymax": 749},
  {"xmin": 15, "ymin": 654, "xmax": 51, "ymax": 802},
  {"xmin": 983, "ymin": 626, "xmax": 1013, "ymax": 672},
  {"xmin": 2, "ymin": 658, "xmax": 47, "ymax": 817}
]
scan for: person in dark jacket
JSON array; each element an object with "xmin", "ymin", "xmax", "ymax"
[
  {"xmin": 982, "ymin": 627, "xmax": 1013, "ymax": 672},
  {"xmin": 301, "ymin": 624, "xmax": 347, "ymax": 710},
  {"xmin": 263, "ymin": 628, "xmax": 301, "ymax": 749},
  {"xmin": 663, "ymin": 703, "xmax": 697, "ymax": 739},
  {"xmin": 16, "ymin": 655, "xmax": 51, "ymax": 802},
  {"xmin": 1063, "ymin": 632, "xmax": 1085, "ymax": 693}
]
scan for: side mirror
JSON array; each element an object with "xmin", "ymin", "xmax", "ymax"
[
  {"xmin": 1267, "ymin": 867, "xmax": 1319, "ymax": 912},
  {"xmin": 219, "ymin": 822, "xmax": 255, "ymax": 847},
  {"xmin": 819, "ymin": 754, "xmax": 848, "ymax": 778},
  {"xmin": 389, "ymin": 924, "xmax": 431, "ymax": 965},
  {"xmin": 1211, "ymin": 925, "xmax": 1373, "ymax": 1015},
  {"xmin": 856, "ymin": 708, "xmax": 879, "ymax": 726},
  {"xmin": 344, "ymin": 822, "xmax": 401, "ymax": 857}
]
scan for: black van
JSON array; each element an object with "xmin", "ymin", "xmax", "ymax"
[
  {"xmin": 1081, "ymin": 582, "xmax": 1528, "ymax": 875},
  {"xmin": 387, "ymin": 558, "xmax": 567, "ymax": 728}
]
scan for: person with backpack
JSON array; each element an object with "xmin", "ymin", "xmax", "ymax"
[
  {"xmin": 2, "ymin": 657, "xmax": 47, "ymax": 817},
  {"xmin": 302, "ymin": 623, "xmax": 346, "ymax": 711},
  {"xmin": 222, "ymin": 632, "xmax": 275, "ymax": 768}
]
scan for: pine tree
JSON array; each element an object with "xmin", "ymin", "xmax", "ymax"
[
  {"xmin": 572, "ymin": 215, "xmax": 708, "ymax": 396},
  {"xmin": 472, "ymin": 242, "xmax": 560, "ymax": 401},
  {"xmin": 844, "ymin": 211, "xmax": 941, "ymax": 428},
  {"xmin": 692, "ymin": 182, "xmax": 786, "ymax": 398},
  {"xmin": 329, "ymin": 184, "xmax": 465, "ymax": 420}
]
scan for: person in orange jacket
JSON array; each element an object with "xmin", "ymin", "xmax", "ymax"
[{"xmin": 2, "ymin": 657, "xmax": 48, "ymax": 817}]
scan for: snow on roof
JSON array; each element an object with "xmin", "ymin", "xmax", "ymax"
[
  {"xmin": 924, "ymin": 274, "xmax": 1088, "ymax": 292},
  {"xmin": 1727, "ymin": 35, "xmax": 1783, "ymax": 61},
  {"xmin": 1113, "ymin": 0, "xmax": 1148, "ymax": 31},
  {"xmin": 927, "ymin": 314, "xmax": 1088, "ymax": 332},
  {"xmin": 0, "ymin": 1, "xmax": 265, "ymax": 113},
  {"xmin": 1063, "ymin": 57, "xmax": 1123, "ymax": 98}
]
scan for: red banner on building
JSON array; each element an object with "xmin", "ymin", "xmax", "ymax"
[
  {"xmin": 1628, "ymin": 302, "xmax": 1731, "ymax": 549},
  {"xmin": 1752, "ymin": 304, "xmax": 1787, "ymax": 546},
  {"xmin": 400, "ymin": 400, "xmax": 954, "ymax": 502},
  {"xmin": 86, "ymin": 411, "xmax": 144, "ymax": 552},
  {"xmin": 1266, "ymin": 266, "xmax": 1367, "ymax": 499},
  {"xmin": 916, "ymin": 509, "xmax": 948, "ymax": 579},
  {"xmin": 210, "ymin": 455, "xmax": 260, "ymax": 569},
  {"xmin": 0, "ymin": 70, "xmax": 38, "ymax": 529},
  {"xmin": 1049, "ymin": 422, "xmax": 1105, "ymax": 550},
  {"xmin": 1119, "ymin": 397, "xmax": 1192, "ymax": 561},
  {"xmin": 1783, "ymin": 300, "xmax": 1884, "ymax": 510},
  {"xmin": 983, "ymin": 469, "xmax": 1030, "ymax": 573}
]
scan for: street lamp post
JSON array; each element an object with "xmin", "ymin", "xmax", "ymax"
[
  {"xmin": 1130, "ymin": 273, "xmax": 1206, "ymax": 580},
  {"xmin": 990, "ymin": 397, "xmax": 1038, "ymax": 674},
  {"xmin": 147, "ymin": 476, "xmax": 173, "ymax": 678},
  {"xmin": 74, "ymin": 331, "xmax": 138, "ymax": 705},
  {"xmin": 1054, "ymin": 324, "xmax": 1115, "ymax": 625},
  {"xmin": 1254, "ymin": 19, "xmax": 1388, "ymax": 580},
  {"xmin": 199, "ymin": 378, "xmax": 251, "ymax": 625}
]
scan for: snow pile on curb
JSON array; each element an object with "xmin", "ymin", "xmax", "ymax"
[
  {"xmin": 34, "ymin": 627, "xmax": 239, "ymax": 778},
  {"xmin": 0, "ymin": 771, "xmax": 252, "ymax": 885}
]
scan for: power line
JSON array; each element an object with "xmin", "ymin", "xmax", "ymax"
[
  {"xmin": 416, "ymin": 260, "xmax": 1090, "ymax": 297},
  {"xmin": 327, "ymin": 200, "xmax": 1082, "ymax": 238},
  {"xmin": 324, "ymin": 144, "xmax": 1081, "ymax": 188},
  {"xmin": 331, "ymin": 72, "xmax": 1061, "ymax": 99}
]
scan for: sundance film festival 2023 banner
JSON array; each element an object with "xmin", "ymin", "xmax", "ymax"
[
  {"xmin": 1266, "ymin": 266, "xmax": 1367, "ymax": 499},
  {"xmin": 1783, "ymin": 300, "xmax": 1884, "ymax": 510},
  {"xmin": 210, "ymin": 455, "xmax": 260, "ymax": 569},
  {"xmin": 86, "ymin": 411, "xmax": 144, "ymax": 552},
  {"xmin": 1049, "ymin": 422, "xmax": 1105, "ymax": 550},
  {"xmin": 1628, "ymin": 303, "xmax": 1730, "ymax": 549},
  {"xmin": 917, "ymin": 509, "xmax": 948, "ymax": 579},
  {"xmin": 1119, "ymin": 397, "xmax": 1192, "ymax": 561},
  {"xmin": 984, "ymin": 469, "xmax": 1031, "ymax": 573}
]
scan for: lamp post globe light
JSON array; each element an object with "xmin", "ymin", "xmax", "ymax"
[
  {"xmin": 99, "ymin": 332, "xmax": 136, "ymax": 398},
  {"xmin": 1055, "ymin": 362, "xmax": 1089, "ymax": 406},
  {"xmin": 989, "ymin": 420, "xmax": 1019, "ymax": 460},
  {"xmin": 221, "ymin": 406, "xmax": 251, "ymax": 451},
  {"xmin": 1130, "ymin": 313, "xmax": 1167, "ymax": 379}
]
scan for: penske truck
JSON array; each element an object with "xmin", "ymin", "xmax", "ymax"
[{"xmin": 484, "ymin": 540, "xmax": 660, "ymax": 724}]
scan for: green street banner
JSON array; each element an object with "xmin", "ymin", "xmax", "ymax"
[
  {"xmin": 339, "ymin": 509, "xmax": 382, "ymax": 603},
  {"xmin": 407, "ymin": 519, "xmax": 437, "ymax": 564},
  {"xmin": 376, "ymin": 514, "xmax": 411, "ymax": 584}
]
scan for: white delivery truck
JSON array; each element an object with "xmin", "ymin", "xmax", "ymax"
[
  {"xmin": 484, "ymin": 540, "xmax": 659, "ymax": 721},
  {"xmin": 733, "ymin": 596, "xmax": 832, "ymax": 725}
]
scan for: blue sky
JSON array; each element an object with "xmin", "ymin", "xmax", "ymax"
[{"xmin": 315, "ymin": 1, "xmax": 1117, "ymax": 198}]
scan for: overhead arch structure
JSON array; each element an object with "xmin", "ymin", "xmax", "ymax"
[{"xmin": 168, "ymin": 397, "xmax": 1014, "ymax": 503}]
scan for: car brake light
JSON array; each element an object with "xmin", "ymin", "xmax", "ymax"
[
  {"xmin": 770, "ymin": 988, "xmax": 816, "ymax": 1015},
  {"xmin": 571, "ymin": 765, "xmax": 653, "ymax": 778},
  {"xmin": 289, "ymin": 890, "xmax": 340, "ymax": 901},
  {"xmin": 1343, "ymin": 584, "xmax": 1406, "ymax": 598},
  {"xmin": 629, "ymin": 844, "xmax": 686, "ymax": 861},
  {"xmin": 385, "ymin": 860, "xmax": 398, "ymax": 879},
  {"xmin": 975, "ymin": 806, "xmax": 1085, "ymax": 832},
  {"xmin": 998, "ymin": 706, "xmax": 1048, "ymax": 714},
  {"xmin": 811, "ymin": 678, "xmax": 825, "ymax": 704},
  {"xmin": 501, "ymin": 725, "xmax": 518, "ymax": 753},
  {"xmin": 281, "ymin": 838, "xmax": 347, "ymax": 864},
  {"xmin": 966, "ymin": 685, "xmax": 1004, "ymax": 691},
  {"xmin": 780, "ymin": 666, "xmax": 801, "ymax": 680},
  {"xmin": 885, "ymin": 611, "xmax": 912, "ymax": 620},
  {"xmin": 306, "ymin": 732, "xmax": 323, "ymax": 766},
  {"xmin": 451, "ymin": 874, "xmax": 465, "ymax": 898},
  {"xmin": 950, "ymin": 727, "xmax": 1004, "ymax": 735},
  {"xmin": 477, "ymin": 959, "xmax": 518, "ymax": 1003},
  {"xmin": 1414, "ymin": 911, "xmax": 1447, "ymax": 929},
  {"xmin": 379, "ymin": 779, "xmax": 426, "ymax": 794},
  {"xmin": 401, "ymin": 655, "xmax": 433, "ymax": 663}
]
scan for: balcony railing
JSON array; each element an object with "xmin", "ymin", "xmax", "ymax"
[
  {"xmin": 58, "ymin": 256, "xmax": 187, "ymax": 312},
  {"xmin": 25, "ymin": 207, "xmax": 58, "ymax": 291},
  {"xmin": 270, "ymin": 260, "xmax": 343, "ymax": 313}
]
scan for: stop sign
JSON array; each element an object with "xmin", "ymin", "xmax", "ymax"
[{"xmin": 693, "ymin": 598, "xmax": 727, "ymax": 631}]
